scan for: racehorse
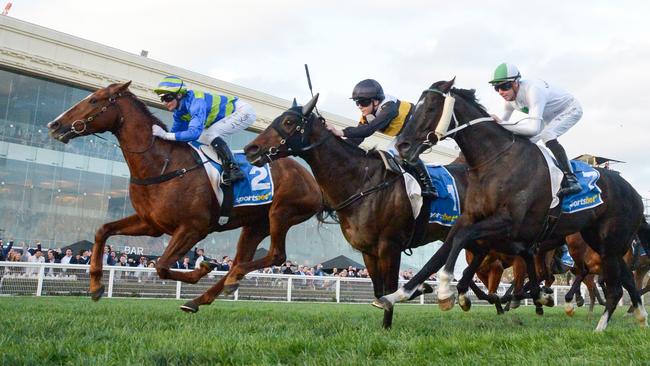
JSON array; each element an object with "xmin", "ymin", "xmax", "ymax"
[
  {"xmin": 383, "ymin": 79, "xmax": 650, "ymax": 331},
  {"xmin": 244, "ymin": 95, "xmax": 519, "ymax": 326},
  {"xmin": 47, "ymin": 82, "xmax": 322, "ymax": 312}
]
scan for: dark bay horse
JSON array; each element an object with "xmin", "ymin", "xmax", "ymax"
[
  {"xmin": 244, "ymin": 95, "xmax": 465, "ymax": 328},
  {"xmin": 384, "ymin": 79, "xmax": 650, "ymax": 331},
  {"xmin": 47, "ymin": 82, "xmax": 322, "ymax": 312}
]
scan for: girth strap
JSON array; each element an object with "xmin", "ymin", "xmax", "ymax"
[{"xmin": 130, "ymin": 148, "xmax": 207, "ymax": 185}]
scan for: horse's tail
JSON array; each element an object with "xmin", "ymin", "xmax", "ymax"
[
  {"xmin": 638, "ymin": 219, "xmax": 650, "ymax": 253},
  {"xmin": 316, "ymin": 198, "xmax": 339, "ymax": 226}
]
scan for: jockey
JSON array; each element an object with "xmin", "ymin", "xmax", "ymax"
[
  {"xmin": 489, "ymin": 63, "xmax": 583, "ymax": 197},
  {"xmin": 152, "ymin": 76, "xmax": 256, "ymax": 185},
  {"xmin": 327, "ymin": 79, "xmax": 437, "ymax": 198}
]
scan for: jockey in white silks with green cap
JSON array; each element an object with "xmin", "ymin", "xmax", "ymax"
[{"xmin": 489, "ymin": 63, "xmax": 583, "ymax": 197}]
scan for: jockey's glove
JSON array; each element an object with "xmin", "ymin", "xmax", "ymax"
[{"xmin": 152, "ymin": 125, "xmax": 176, "ymax": 141}]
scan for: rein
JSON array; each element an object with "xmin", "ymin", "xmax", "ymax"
[
  {"xmin": 330, "ymin": 174, "xmax": 403, "ymax": 211},
  {"xmin": 420, "ymin": 87, "xmax": 514, "ymax": 169},
  {"xmin": 68, "ymin": 91, "xmax": 157, "ymax": 154},
  {"xmin": 69, "ymin": 90, "xmax": 207, "ymax": 185}
]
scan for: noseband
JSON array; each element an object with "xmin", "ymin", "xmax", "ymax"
[{"xmin": 71, "ymin": 92, "xmax": 129, "ymax": 135}]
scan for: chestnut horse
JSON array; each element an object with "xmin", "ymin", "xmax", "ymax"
[
  {"xmin": 244, "ymin": 95, "xmax": 519, "ymax": 326},
  {"xmin": 384, "ymin": 79, "xmax": 650, "ymax": 331},
  {"xmin": 47, "ymin": 82, "xmax": 322, "ymax": 312}
]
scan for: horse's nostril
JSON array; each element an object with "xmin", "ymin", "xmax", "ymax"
[
  {"xmin": 245, "ymin": 145, "xmax": 259, "ymax": 155},
  {"xmin": 48, "ymin": 121, "xmax": 57, "ymax": 129},
  {"xmin": 397, "ymin": 142, "xmax": 411, "ymax": 153}
]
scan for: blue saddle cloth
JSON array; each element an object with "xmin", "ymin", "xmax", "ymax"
[
  {"xmin": 561, "ymin": 160, "xmax": 603, "ymax": 214},
  {"xmin": 426, "ymin": 165, "xmax": 461, "ymax": 226},
  {"xmin": 191, "ymin": 142, "xmax": 274, "ymax": 207}
]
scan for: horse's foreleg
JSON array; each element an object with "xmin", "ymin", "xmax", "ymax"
[
  {"xmin": 456, "ymin": 247, "xmax": 487, "ymax": 312},
  {"xmin": 91, "ymin": 215, "xmax": 162, "ymax": 300},
  {"xmin": 438, "ymin": 214, "xmax": 511, "ymax": 310},
  {"xmin": 181, "ymin": 225, "xmax": 269, "ymax": 313},
  {"xmin": 596, "ymin": 255, "xmax": 624, "ymax": 332},
  {"xmin": 377, "ymin": 240, "xmax": 401, "ymax": 329},
  {"xmin": 155, "ymin": 227, "xmax": 209, "ymax": 284}
]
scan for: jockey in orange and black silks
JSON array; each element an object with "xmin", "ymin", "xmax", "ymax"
[
  {"xmin": 152, "ymin": 75, "xmax": 257, "ymax": 185},
  {"xmin": 326, "ymin": 79, "xmax": 437, "ymax": 199}
]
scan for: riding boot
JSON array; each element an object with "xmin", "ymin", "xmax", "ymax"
[
  {"xmin": 211, "ymin": 137, "xmax": 245, "ymax": 185},
  {"xmin": 545, "ymin": 139, "xmax": 581, "ymax": 197},
  {"xmin": 410, "ymin": 159, "xmax": 438, "ymax": 199}
]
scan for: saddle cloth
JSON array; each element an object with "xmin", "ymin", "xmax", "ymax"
[
  {"xmin": 399, "ymin": 161, "xmax": 461, "ymax": 226},
  {"xmin": 188, "ymin": 142, "xmax": 274, "ymax": 207},
  {"xmin": 536, "ymin": 144, "xmax": 603, "ymax": 213},
  {"xmin": 426, "ymin": 165, "xmax": 462, "ymax": 226}
]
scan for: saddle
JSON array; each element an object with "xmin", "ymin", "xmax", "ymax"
[{"xmin": 374, "ymin": 150, "xmax": 432, "ymax": 254}]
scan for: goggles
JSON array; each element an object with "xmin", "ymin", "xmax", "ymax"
[
  {"xmin": 494, "ymin": 82, "xmax": 514, "ymax": 92},
  {"xmin": 160, "ymin": 93, "xmax": 177, "ymax": 103},
  {"xmin": 355, "ymin": 98, "xmax": 373, "ymax": 107}
]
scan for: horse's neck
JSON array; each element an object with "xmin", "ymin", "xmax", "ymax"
[
  {"xmin": 302, "ymin": 125, "xmax": 383, "ymax": 206},
  {"xmin": 453, "ymin": 113, "xmax": 515, "ymax": 171},
  {"xmin": 115, "ymin": 100, "xmax": 190, "ymax": 180}
]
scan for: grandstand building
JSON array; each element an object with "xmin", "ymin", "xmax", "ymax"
[{"xmin": 0, "ymin": 15, "xmax": 458, "ymax": 267}]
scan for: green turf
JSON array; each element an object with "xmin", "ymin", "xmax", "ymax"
[{"xmin": 0, "ymin": 297, "xmax": 647, "ymax": 365}]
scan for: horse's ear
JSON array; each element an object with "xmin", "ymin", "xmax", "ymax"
[
  {"xmin": 440, "ymin": 77, "xmax": 456, "ymax": 93},
  {"xmin": 120, "ymin": 81, "xmax": 132, "ymax": 91},
  {"xmin": 302, "ymin": 93, "xmax": 319, "ymax": 116},
  {"xmin": 291, "ymin": 98, "xmax": 298, "ymax": 108}
]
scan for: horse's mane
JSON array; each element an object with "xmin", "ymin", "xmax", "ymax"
[
  {"xmin": 128, "ymin": 93, "xmax": 169, "ymax": 131},
  {"xmin": 285, "ymin": 107, "xmax": 370, "ymax": 159},
  {"xmin": 450, "ymin": 87, "xmax": 488, "ymax": 113}
]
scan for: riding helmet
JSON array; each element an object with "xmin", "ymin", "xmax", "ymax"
[
  {"xmin": 489, "ymin": 63, "xmax": 521, "ymax": 85},
  {"xmin": 351, "ymin": 79, "xmax": 385, "ymax": 101}
]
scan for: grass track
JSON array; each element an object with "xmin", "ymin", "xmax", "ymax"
[{"xmin": 0, "ymin": 297, "xmax": 647, "ymax": 365}]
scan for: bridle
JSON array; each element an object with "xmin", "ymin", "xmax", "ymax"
[
  {"xmin": 416, "ymin": 87, "xmax": 513, "ymax": 170},
  {"xmin": 261, "ymin": 109, "xmax": 332, "ymax": 163},
  {"xmin": 419, "ymin": 88, "xmax": 494, "ymax": 147},
  {"xmin": 65, "ymin": 91, "xmax": 156, "ymax": 154}
]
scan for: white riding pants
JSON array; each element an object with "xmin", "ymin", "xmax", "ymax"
[{"xmin": 197, "ymin": 100, "xmax": 256, "ymax": 145}]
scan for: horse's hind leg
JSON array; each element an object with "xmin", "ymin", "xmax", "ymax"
[
  {"xmin": 619, "ymin": 256, "xmax": 647, "ymax": 327},
  {"xmin": 596, "ymin": 255, "xmax": 624, "ymax": 332},
  {"xmin": 181, "ymin": 225, "xmax": 269, "ymax": 313},
  {"xmin": 91, "ymin": 214, "xmax": 162, "ymax": 301},
  {"xmin": 223, "ymin": 218, "xmax": 291, "ymax": 291}
]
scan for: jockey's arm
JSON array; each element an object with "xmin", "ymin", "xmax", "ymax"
[
  {"xmin": 498, "ymin": 86, "xmax": 546, "ymax": 138},
  {"xmin": 172, "ymin": 98, "xmax": 208, "ymax": 142},
  {"xmin": 342, "ymin": 101, "xmax": 398, "ymax": 140}
]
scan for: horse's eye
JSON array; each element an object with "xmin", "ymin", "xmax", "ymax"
[
  {"xmin": 89, "ymin": 98, "xmax": 97, "ymax": 105},
  {"xmin": 283, "ymin": 119, "xmax": 294, "ymax": 127}
]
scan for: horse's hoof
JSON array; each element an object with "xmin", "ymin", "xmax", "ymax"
[
  {"xmin": 376, "ymin": 297, "xmax": 393, "ymax": 311},
  {"xmin": 458, "ymin": 294, "xmax": 472, "ymax": 312},
  {"xmin": 540, "ymin": 293, "xmax": 554, "ymax": 307},
  {"xmin": 564, "ymin": 303, "xmax": 576, "ymax": 317},
  {"xmin": 180, "ymin": 301, "xmax": 199, "ymax": 313},
  {"xmin": 438, "ymin": 294, "xmax": 456, "ymax": 311},
  {"xmin": 576, "ymin": 297, "xmax": 585, "ymax": 307},
  {"xmin": 223, "ymin": 282, "xmax": 240, "ymax": 295},
  {"xmin": 535, "ymin": 307, "xmax": 544, "ymax": 316},
  {"xmin": 91, "ymin": 286, "xmax": 105, "ymax": 302},
  {"xmin": 510, "ymin": 299, "xmax": 521, "ymax": 310}
]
